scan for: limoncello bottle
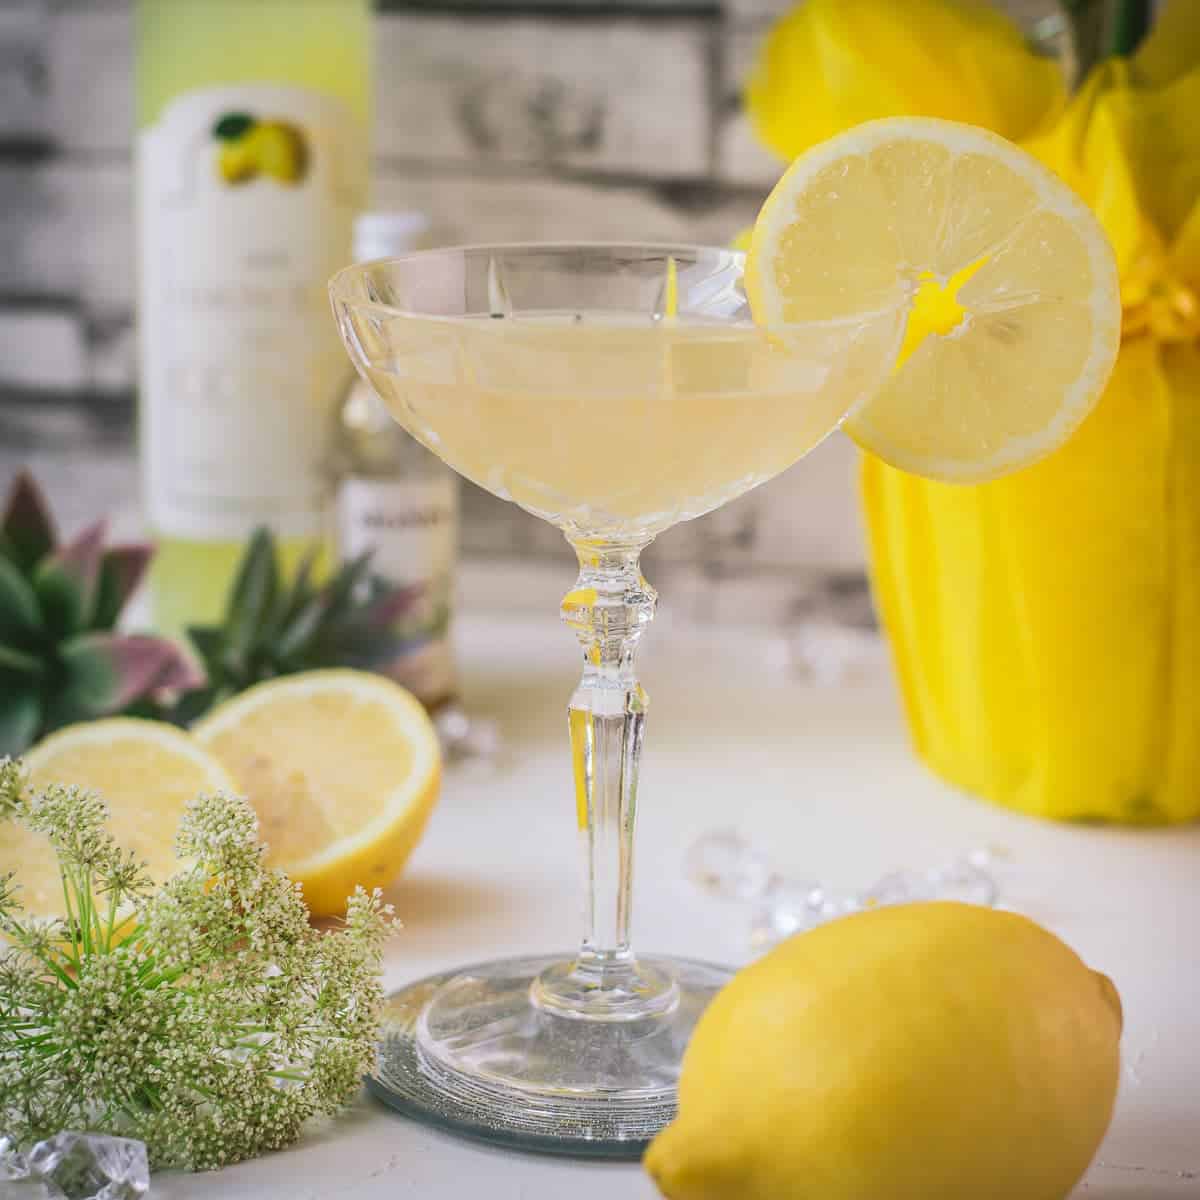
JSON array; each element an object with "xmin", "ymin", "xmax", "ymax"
[{"xmin": 135, "ymin": 0, "xmax": 371, "ymax": 634}]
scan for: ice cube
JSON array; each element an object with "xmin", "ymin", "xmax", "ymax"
[
  {"xmin": 0, "ymin": 1135, "xmax": 30, "ymax": 1185},
  {"xmin": 684, "ymin": 828, "xmax": 773, "ymax": 901},
  {"xmin": 863, "ymin": 855, "xmax": 999, "ymax": 910},
  {"xmin": 21, "ymin": 1132, "xmax": 149, "ymax": 1200}
]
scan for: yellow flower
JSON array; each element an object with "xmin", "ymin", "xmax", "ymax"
[
  {"xmin": 745, "ymin": 0, "xmax": 1200, "ymax": 822},
  {"xmin": 1025, "ymin": 53, "xmax": 1200, "ymax": 343},
  {"xmin": 745, "ymin": 0, "xmax": 1064, "ymax": 161}
]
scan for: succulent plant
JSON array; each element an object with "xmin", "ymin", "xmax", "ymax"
[
  {"xmin": 174, "ymin": 527, "xmax": 422, "ymax": 722},
  {"xmin": 0, "ymin": 472, "xmax": 203, "ymax": 755}
]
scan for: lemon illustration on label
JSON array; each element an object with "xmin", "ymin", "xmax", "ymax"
[{"xmin": 213, "ymin": 111, "xmax": 308, "ymax": 186}]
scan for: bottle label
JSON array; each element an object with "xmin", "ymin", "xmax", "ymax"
[
  {"xmin": 138, "ymin": 85, "xmax": 366, "ymax": 540},
  {"xmin": 337, "ymin": 476, "xmax": 459, "ymax": 703}
]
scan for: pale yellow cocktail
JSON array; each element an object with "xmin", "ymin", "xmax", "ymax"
[{"xmin": 356, "ymin": 311, "xmax": 901, "ymax": 538}]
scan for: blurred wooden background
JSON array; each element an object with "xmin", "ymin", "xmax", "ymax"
[{"xmin": 0, "ymin": 0, "xmax": 1062, "ymax": 600}]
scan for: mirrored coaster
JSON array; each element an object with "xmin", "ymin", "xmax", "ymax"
[{"xmin": 368, "ymin": 954, "xmax": 733, "ymax": 1159}]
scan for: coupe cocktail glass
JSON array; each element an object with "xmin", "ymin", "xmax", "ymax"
[{"xmin": 330, "ymin": 244, "xmax": 903, "ymax": 1155}]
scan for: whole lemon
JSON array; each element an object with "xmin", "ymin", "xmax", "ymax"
[
  {"xmin": 218, "ymin": 137, "xmax": 258, "ymax": 185},
  {"xmin": 251, "ymin": 121, "xmax": 308, "ymax": 185},
  {"xmin": 645, "ymin": 903, "xmax": 1121, "ymax": 1200}
]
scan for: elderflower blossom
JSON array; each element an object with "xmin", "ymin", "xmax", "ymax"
[{"xmin": 0, "ymin": 756, "xmax": 397, "ymax": 1170}]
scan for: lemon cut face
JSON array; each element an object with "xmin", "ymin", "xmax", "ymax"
[
  {"xmin": 6, "ymin": 719, "xmax": 238, "ymax": 919},
  {"xmin": 194, "ymin": 670, "xmax": 441, "ymax": 917},
  {"xmin": 748, "ymin": 118, "xmax": 1122, "ymax": 482}
]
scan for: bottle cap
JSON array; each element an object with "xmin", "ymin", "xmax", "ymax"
[{"xmin": 354, "ymin": 211, "xmax": 431, "ymax": 262}]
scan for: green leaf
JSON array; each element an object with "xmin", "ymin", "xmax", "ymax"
[
  {"xmin": 219, "ymin": 648, "xmax": 259, "ymax": 693},
  {"xmin": 276, "ymin": 556, "xmax": 409, "ymax": 668},
  {"xmin": 272, "ymin": 552, "xmax": 371, "ymax": 665},
  {"xmin": 0, "ymin": 471, "xmax": 57, "ymax": 570},
  {"xmin": 213, "ymin": 112, "xmax": 256, "ymax": 141},
  {"xmin": 0, "ymin": 691, "xmax": 40, "ymax": 756},
  {"xmin": 1110, "ymin": 0, "xmax": 1153, "ymax": 56},
  {"xmin": 92, "ymin": 544, "xmax": 153, "ymax": 630},
  {"xmin": 223, "ymin": 528, "xmax": 279, "ymax": 662},
  {"xmin": 259, "ymin": 547, "xmax": 313, "ymax": 648},
  {"xmin": 320, "ymin": 580, "xmax": 420, "ymax": 667},
  {"xmin": 50, "ymin": 632, "xmax": 203, "ymax": 729},
  {"xmin": 186, "ymin": 626, "xmax": 227, "ymax": 674},
  {"xmin": 0, "ymin": 554, "xmax": 42, "ymax": 645},
  {"xmin": 273, "ymin": 594, "xmax": 327, "ymax": 662},
  {"xmin": 120, "ymin": 695, "xmax": 170, "ymax": 723},
  {"xmin": 33, "ymin": 521, "xmax": 106, "ymax": 639},
  {"xmin": 0, "ymin": 643, "xmax": 46, "ymax": 680},
  {"xmin": 47, "ymin": 634, "xmax": 120, "ymax": 727},
  {"xmin": 272, "ymin": 543, "xmax": 321, "ymax": 637},
  {"xmin": 171, "ymin": 685, "xmax": 222, "ymax": 726},
  {"xmin": 322, "ymin": 550, "xmax": 375, "ymax": 625}
]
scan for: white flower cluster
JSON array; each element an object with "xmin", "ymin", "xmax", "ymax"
[{"xmin": 0, "ymin": 757, "xmax": 397, "ymax": 1171}]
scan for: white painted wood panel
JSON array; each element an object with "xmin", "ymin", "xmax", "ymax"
[{"xmin": 375, "ymin": 13, "xmax": 712, "ymax": 176}]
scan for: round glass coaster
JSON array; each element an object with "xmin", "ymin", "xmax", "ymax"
[{"xmin": 367, "ymin": 953, "xmax": 733, "ymax": 1159}]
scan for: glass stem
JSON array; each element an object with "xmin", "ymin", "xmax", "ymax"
[{"xmin": 534, "ymin": 536, "xmax": 677, "ymax": 1019}]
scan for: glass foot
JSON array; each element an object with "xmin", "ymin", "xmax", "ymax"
[{"xmin": 369, "ymin": 954, "xmax": 733, "ymax": 1157}]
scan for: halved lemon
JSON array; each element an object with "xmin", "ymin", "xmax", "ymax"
[
  {"xmin": 4, "ymin": 718, "xmax": 237, "ymax": 918},
  {"xmin": 193, "ymin": 670, "xmax": 441, "ymax": 917},
  {"xmin": 747, "ymin": 117, "xmax": 1122, "ymax": 482}
]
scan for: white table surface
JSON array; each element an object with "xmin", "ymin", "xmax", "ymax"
[{"xmin": 161, "ymin": 596, "xmax": 1200, "ymax": 1199}]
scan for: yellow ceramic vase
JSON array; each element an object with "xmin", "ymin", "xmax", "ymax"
[{"xmin": 863, "ymin": 338, "xmax": 1200, "ymax": 824}]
